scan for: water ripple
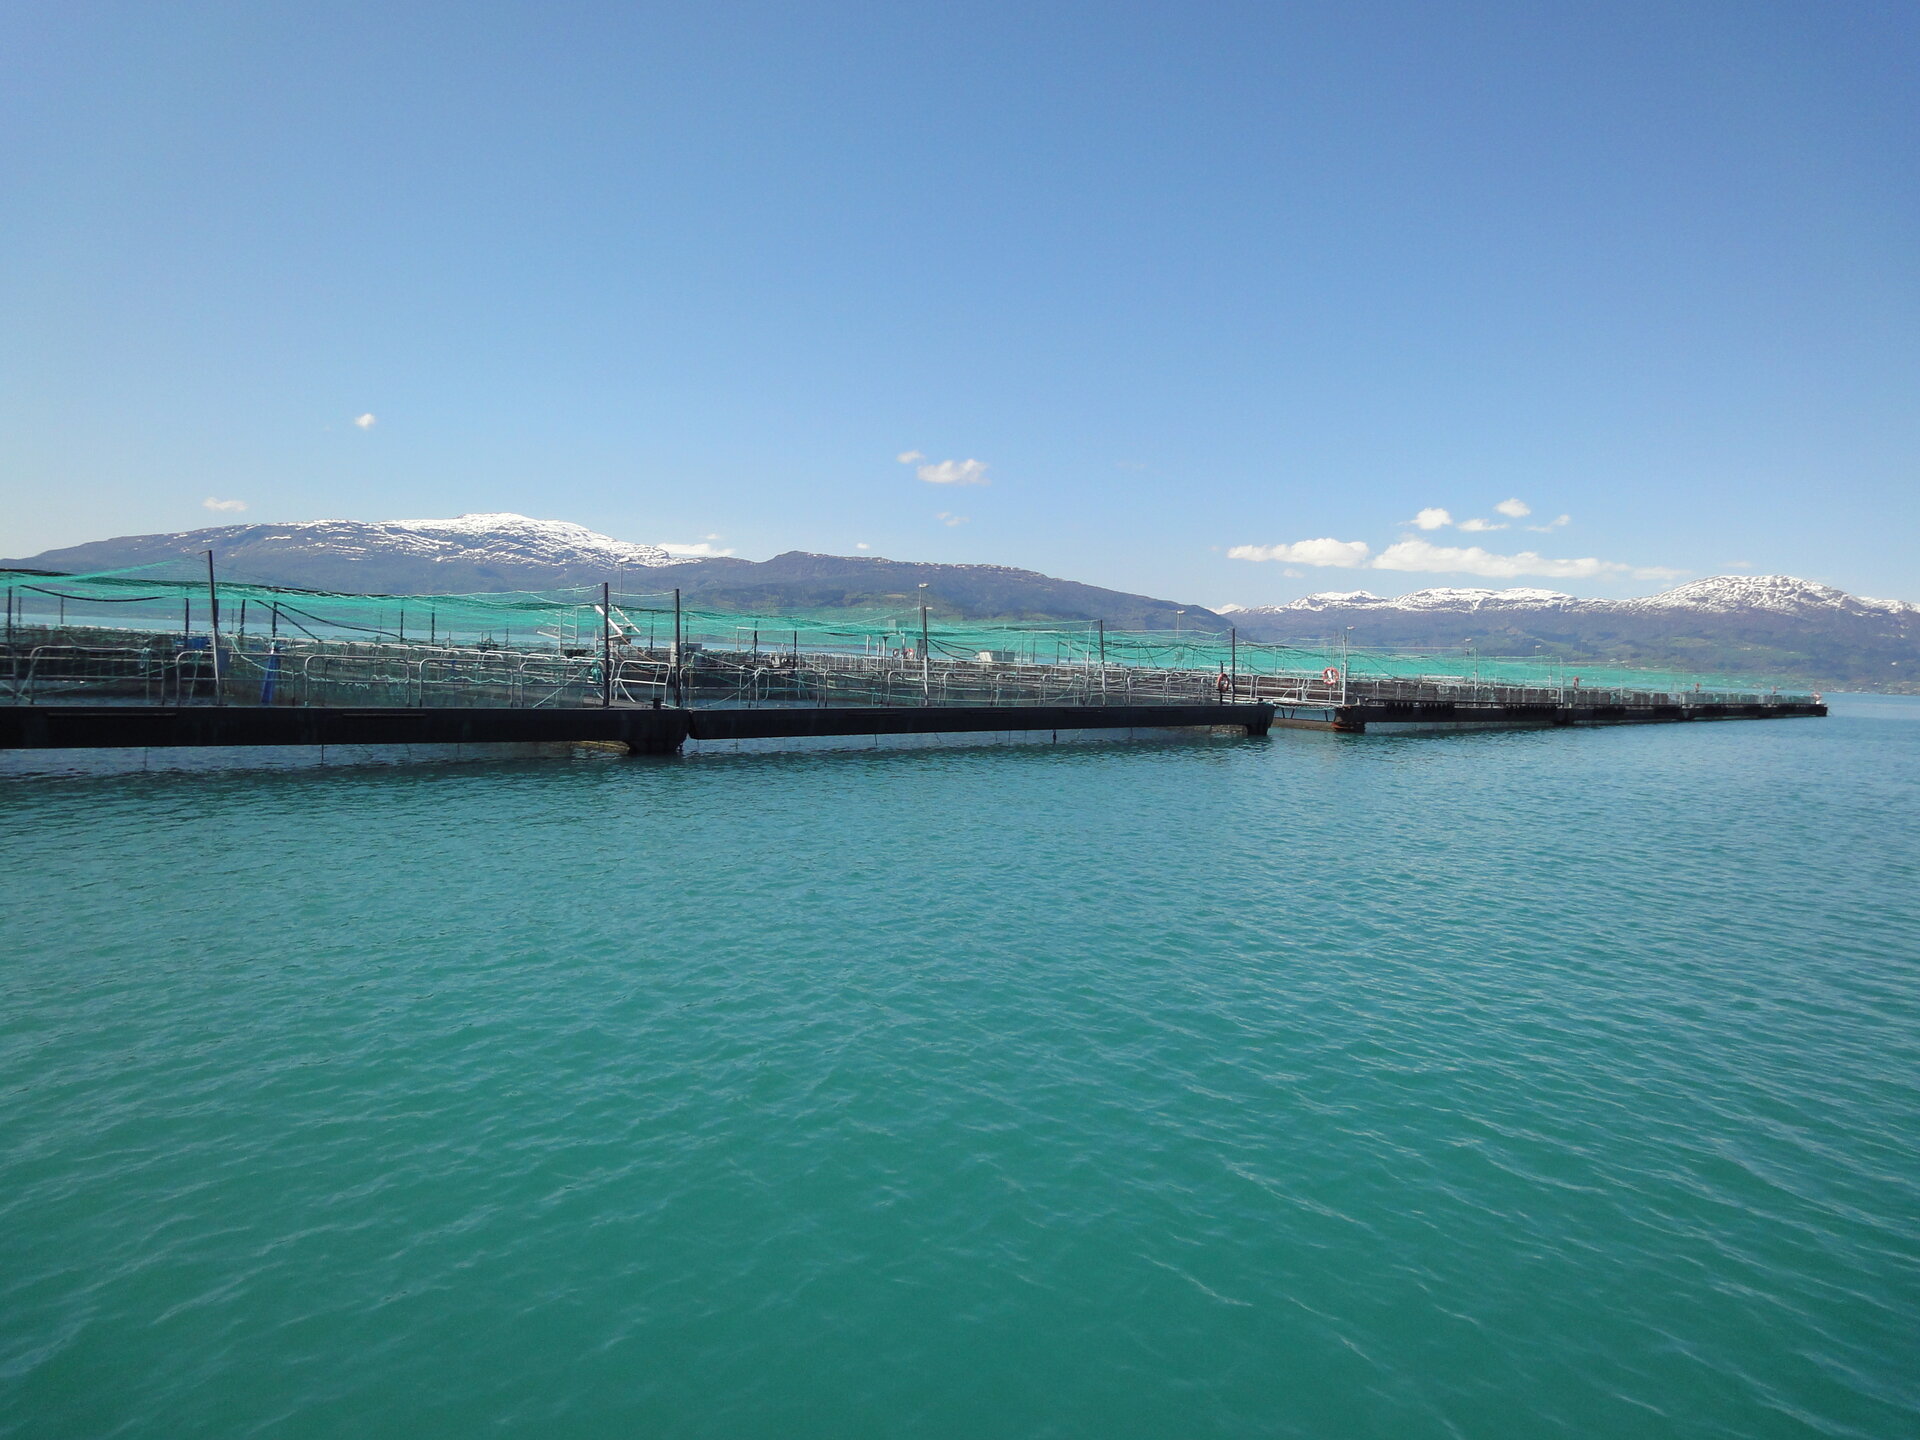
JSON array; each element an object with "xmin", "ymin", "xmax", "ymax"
[{"xmin": 1, "ymin": 702, "xmax": 1917, "ymax": 1437}]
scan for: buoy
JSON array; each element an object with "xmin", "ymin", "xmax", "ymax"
[{"xmin": 1322, "ymin": 666, "xmax": 1341, "ymax": 685}]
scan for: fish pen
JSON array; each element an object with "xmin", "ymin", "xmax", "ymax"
[{"xmin": 2, "ymin": 562, "xmax": 1818, "ymax": 715}]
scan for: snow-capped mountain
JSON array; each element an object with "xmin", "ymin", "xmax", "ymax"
[
  {"xmin": 0, "ymin": 513, "xmax": 1206, "ymax": 629},
  {"xmin": 1218, "ymin": 576, "xmax": 1919, "ymax": 689},
  {"xmin": 0, "ymin": 513, "xmax": 680, "ymax": 592},
  {"xmin": 1223, "ymin": 586, "xmax": 1586, "ymax": 614},
  {"xmin": 380, "ymin": 513, "xmax": 674, "ymax": 569},
  {"xmin": 1614, "ymin": 574, "xmax": 1919, "ymax": 618},
  {"xmin": 1220, "ymin": 575, "xmax": 1918, "ymax": 622}
]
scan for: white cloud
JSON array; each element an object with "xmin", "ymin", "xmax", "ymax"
[
  {"xmin": 1411, "ymin": 501, "xmax": 1537, "ymax": 532},
  {"xmin": 1372, "ymin": 538, "xmax": 1681, "ymax": 580},
  {"xmin": 918, "ymin": 458, "xmax": 989, "ymax": 486},
  {"xmin": 896, "ymin": 450, "xmax": 924, "ymax": 464},
  {"xmin": 202, "ymin": 497, "xmax": 248, "ymax": 513},
  {"xmin": 1226, "ymin": 532, "xmax": 1681, "ymax": 581},
  {"xmin": 658, "ymin": 541, "xmax": 736, "ymax": 558},
  {"xmin": 855, "ymin": 542, "xmax": 871, "ymax": 550},
  {"xmin": 935, "ymin": 511, "xmax": 969, "ymax": 527},
  {"xmin": 1227, "ymin": 538, "xmax": 1372, "ymax": 567},
  {"xmin": 354, "ymin": 413, "xmax": 376, "ymax": 429},
  {"xmin": 1525, "ymin": 513, "xmax": 1571, "ymax": 532}
]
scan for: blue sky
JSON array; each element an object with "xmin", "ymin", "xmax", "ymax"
[{"xmin": 3, "ymin": 1, "xmax": 1915, "ymax": 604}]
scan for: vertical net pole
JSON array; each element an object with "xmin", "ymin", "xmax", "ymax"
[
  {"xmin": 205, "ymin": 550, "xmax": 224, "ymax": 704},
  {"xmin": 601, "ymin": 582, "xmax": 612, "ymax": 709}
]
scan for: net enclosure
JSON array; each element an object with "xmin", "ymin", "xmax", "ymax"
[{"xmin": 2, "ymin": 561, "xmax": 1815, "ymax": 709}]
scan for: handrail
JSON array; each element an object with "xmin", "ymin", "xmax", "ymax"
[{"xmin": 0, "ymin": 630, "xmax": 1819, "ymax": 712}]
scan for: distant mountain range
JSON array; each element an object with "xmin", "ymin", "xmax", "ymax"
[
  {"xmin": 0, "ymin": 513, "xmax": 1212, "ymax": 631},
  {"xmin": 1221, "ymin": 576, "xmax": 1919, "ymax": 690},
  {"xmin": 5, "ymin": 514, "xmax": 1915, "ymax": 689}
]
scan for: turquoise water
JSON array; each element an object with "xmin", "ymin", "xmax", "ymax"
[{"xmin": 3, "ymin": 701, "xmax": 1917, "ymax": 1439}]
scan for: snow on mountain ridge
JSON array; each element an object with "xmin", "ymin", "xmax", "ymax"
[
  {"xmin": 1393, "ymin": 587, "xmax": 1579, "ymax": 610},
  {"xmin": 144, "ymin": 512, "xmax": 676, "ymax": 569},
  {"xmin": 1625, "ymin": 574, "xmax": 1918, "ymax": 616},
  {"xmin": 384, "ymin": 513, "xmax": 673, "ymax": 567},
  {"xmin": 1223, "ymin": 576, "xmax": 1916, "ymax": 618}
]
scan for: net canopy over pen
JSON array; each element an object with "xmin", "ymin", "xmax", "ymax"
[{"xmin": 0, "ymin": 560, "xmax": 1810, "ymax": 699}]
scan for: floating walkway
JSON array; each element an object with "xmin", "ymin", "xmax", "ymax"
[
  {"xmin": 0, "ymin": 702, "xmax": 1275, "ymax": 753},
  {"xmin": 1294, "ymin": 696, "xmax": 1824, "ymax": 732},
  {"xmin": 0, "ymin": 694, "xmax": 1825, "ymax": 754}
]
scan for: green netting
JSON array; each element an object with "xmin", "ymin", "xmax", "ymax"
[{"xmin": 0, "ymin": 561, "xmax": 1810, "ymax": 698}]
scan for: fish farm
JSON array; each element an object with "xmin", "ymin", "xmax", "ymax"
[{"xmin": 0, "ymin": 563, "xmax": 1826, "ymax": 751}]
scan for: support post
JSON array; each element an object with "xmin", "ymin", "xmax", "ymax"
[
  {"xmin": 920, "ymin": 601, "xmax": 931, "ymax": 701},
  {"xmin": 1097, "ymin": 619, "xmax": 1106, "ymax": 701},
  {"xmin": 1229, "ymin": 626, "xmax": 1237, "ymax": 702},
  {"xmin": 205, "ymin": 550, "xmax": 225, "ymax": 704},
  {"xmin": 672, "ymin": 588, "xmax": 683, "ymax": 707},
  {"xmin": 601, "ymin": 582, "xmax": 612, "ymax": 709}
]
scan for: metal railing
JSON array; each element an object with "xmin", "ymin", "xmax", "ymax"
[{"xmin": 1, "ymin": 625, "xmax": 1811, "ymax": 713}]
